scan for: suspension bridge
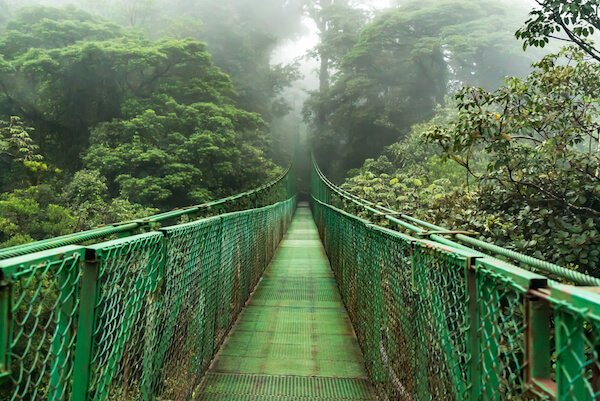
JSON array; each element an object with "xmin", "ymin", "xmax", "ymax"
[{"xmin": 0, "ymin": 157, "xmax": 599, "ymax": 401}]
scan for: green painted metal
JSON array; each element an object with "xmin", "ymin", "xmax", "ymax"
[
  {"xmin": 0, "ymin": 246, "xmax": 84, "ymax": 401},
  {"xmin": 3, "ymin": 154, "xmax": 600, "ymax": 401},
  {"xmin": 311, "ymin": 157, "xmax": 600, "ymax": 401},
  {"xmin": 0, "ymin": 271, "xmax": 10, "ymax": 381},
  {"xmin": 0, "ymin": 162, "xmax": 295, "ymax": 261},
  {"xmin": 0, "ymin": 190, "xmax": 296, "ymax": 400},
  {"xmin": 196, "ymin": 206, "xmax": 375, "ymax": 400},
  {"xmin": 311, "ymin": 154, "xmax": 600, "ymax": 286}
]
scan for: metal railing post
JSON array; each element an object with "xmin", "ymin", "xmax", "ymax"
[
  {"xmin": 72, "ymin": 251, "xmax": 100, "ymax": 401},
  {"xmin": 0, "ymin": 274, "xmax": 11, "ymax": 380},
  {"xmin": 525, "ymin": 291, "xmax": 553, "ymax": 396},
  {"xmin": 467, "ymin": 256, "xmax": 481, "ymax": 401}
]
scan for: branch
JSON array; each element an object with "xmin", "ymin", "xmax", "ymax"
[
  {"xmin": 521, "ymin": 179, "xmax": 600, "ymax": 216},
  {"xmin": 555, "ymin": 17, "xmax": 600, "ymax": 62}
]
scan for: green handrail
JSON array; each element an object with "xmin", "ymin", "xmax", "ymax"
[
  {"xmin": 311, "ymin": 154, "xmax": 600, "ymax": 286},
  {"xmin": 311, "ymin": 160, "xmax": 600, "ymax": 401},
  {"xmin": 0, "ymin": 161, "xmax": 294, "ymax": 260}
]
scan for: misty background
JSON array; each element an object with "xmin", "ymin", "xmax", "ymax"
[
  {"xmin": 0, "ymin": 0, "xmax": 598, "ymax": 277},
  {"xmin": 0, "ymin": 0, "xmax": 547, "ymax": 160}
]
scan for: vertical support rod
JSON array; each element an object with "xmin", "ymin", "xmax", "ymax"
[
  {"xmin": 525, "ymin": 293, "xmax": 551, "ymax": 389},
  {"xmin": 72, "ymin": 252, "xmax": 100, "ymax": 401},
  {"xmin": 0, "ymin": 274, "xmax": 12, "ymax": 380},
  {"xmin": 467, "ymin": 257, "xmax": 480, "ymax": 401}
]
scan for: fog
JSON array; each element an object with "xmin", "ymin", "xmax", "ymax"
[{"xmin": 0, "ymin": 0, "xmax": 565, "ymax": 173}]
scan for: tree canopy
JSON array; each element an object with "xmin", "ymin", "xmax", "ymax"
[
  {"xmin": 344, "ymin": 48, "xmax": 600, "ymax": 275},
  {"xmin": 307, "ymin": 0, "xmax": 538, "ymax": 179},
  {"xmin": 516, "ymin": 0, "xmax": 600, "ymax": 61},
  {"xmin": 0, "ymin": 5, "xmax": 283, "ymax": 246}
]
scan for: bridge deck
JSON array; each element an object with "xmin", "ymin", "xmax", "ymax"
[{"xmin": 196, "ymin": 206, "xmax": 374, "ymax": 400}]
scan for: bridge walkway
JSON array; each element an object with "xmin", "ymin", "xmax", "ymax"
[{"xmin": 196, "ymin": 205, "xmax": 375, "ymax": 400}]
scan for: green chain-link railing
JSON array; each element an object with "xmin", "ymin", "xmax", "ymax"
[
  {"xmin": 311, "ymin": 156, "xmax": 600, "ymax": 401},
  {"xmin": 0, "ymin": 166, "xmax": 296, "ymax": 401},
  {"xmin": 3, "ymin": 152, "xmax": 600, "ymax": 401},
  {"xmin": 0, "ymin": 162, "xmax": 294, "ymax": 261}
]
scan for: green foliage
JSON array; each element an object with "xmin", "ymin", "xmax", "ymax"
[
  {"xmin": 0, "ymin": 116, "xmax": 57, "ymax": 190},
  {"xmin": 516, "ymin": 0, "xmax": 600, "ymax": 61},
  {"xmin": 346, "ymin": 48, "xmax": 600, "ymax": 275},
  {"xmin": 0, "ymin": 6, "xmax": 123, "ymax": 58},
  {"xmin": 0, "ymin": 8, "xmax": 239, "ymax": 170},
  {"xmin": 0, "ymin": 185, "xmax": 74, "ymax": 247},
  {"xmin": 0, "ymin": 6, "xmax": 284, "ymax": 246},
  {"xmin": 426, "ymin": 48, "xmax": 600, "ymax": 215},
  {"xmin": 303, "ymin": 0, "xmax": 368, "ymax": 87},
  {"xmin": 148, "ymin": 0, "xmax": 304, "ymax": 126},
  {"xmin": 308, "ymin": 0, "xmax": 538, "ymax": 178},
  {"xmin": 84, "ymin": 97, "xmax": 279, "ymax": 208},
  {"xmin": 343, "ymin": 109, "xmax": 468, "ymax": 215},
  {"xmin": 62, "ymin": 169, "xmax": 158, "ymax": 230},
  {"xmin": 426, "ymin": 48, "xmax": 600, "ymax": 273}
]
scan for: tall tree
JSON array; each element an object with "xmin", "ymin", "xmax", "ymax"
[
  {"xmin": 303, "ymin": 0, "xmax": 366, "ymax": 126},
  {"xmin": 0, "ymin": 8, "xmax": 238, "ymax": 170},
  {"xmin": 152, "ymin": 0, "xmax": 304, "ymax": 123},
  {"xmin": 307, "ymin": 0, "xmax": 538, "ymax": 179}
]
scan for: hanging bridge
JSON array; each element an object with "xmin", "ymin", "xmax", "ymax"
[{"xmin": 0, "ymin": 157, "xmax": 599, "ymax": 401}]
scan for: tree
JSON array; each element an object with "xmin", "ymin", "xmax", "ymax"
[
  {"xmin": 425, "ymin": 48, "xmax": 600, "ymax": 274},
  {"xmin": 62, "ymin": 169, "xmax": 157, "ymax": 230},
  {"xmin": 0, "ymin": 116, "xmax": 55, "ymax": 191},
  {"xmin": 517, "ymin": 0, "xmax": 600, "ymax": 62},
  {"xmin": 0, "ymin": 185, "xmax": 74, "ymax": 247},
  {"xmin": 151, "ymin": 0, "xmax": 304, "ymax": 123},
  {"xmin": 0, "ymin": 6, "xmax": 286, "ymax": 247},
  {"xmin": 83, "ymin": 95, "xmax": 280, "ymax": 209},
  {"xmin": 303, "ymin": 0, "xmax": 367, "ymax": 92},
  {"xmin": 307, "ymin": 0, "xmax": 536, "ymax": 179},
  {"xmin": 0, "ymin": 8, "xmax": 243, "ymax": 171}
]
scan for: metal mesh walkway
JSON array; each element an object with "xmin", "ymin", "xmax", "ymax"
[{"xmin": 196, "ymin": 205, "xmax": 375, "ymax": 400}]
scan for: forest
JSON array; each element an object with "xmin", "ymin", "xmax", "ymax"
[{"xmin": 0, "ymin": 0, "xmax": 598, "ymax": 277}]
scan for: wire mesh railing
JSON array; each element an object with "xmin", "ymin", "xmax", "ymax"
[
  {"xmin": 311, "ymin": 156, "xmax": 600, "ymax": 401},
  {"xmin": 0, "ymin": 185, "xmax": 296, "ymax": 401},
  {"xmin": 311, "ymin": 154, "xmax": 599, "ymax": 287},
  {"xmin": 0, "ymin": 162, "xmax": 294, "ymax": 261}
]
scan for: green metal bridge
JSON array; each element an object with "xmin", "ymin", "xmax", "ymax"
[{"xmin": 1, "ymin": 157, "xmax": 600, "ymax": 401}]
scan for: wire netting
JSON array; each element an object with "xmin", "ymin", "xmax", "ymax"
[
  {"xmin": 0, "ymin": 247, "xmax": 83, "ymax": 401},
  {"xmin": 86, "ymin": 232, "xmax": 165, "ymax": 401},
  {"xmin": 0, "ymin": 197, "xmax": 295, "ymax": 401},
  {"xmin": 551, "ymin": 293, "xmax": 600, "ymax": 400},
  {"xmin": 4, "ymin": 153, "xmax": 600, "ymax": 401},
  {"xmin": 313, "ymin": 198, "xmax": 472, "ymax": 400},
  {"xmin": 312, "ymin": 194, "xmax": 600, "ymax": 401},
  {"xmin": 475, "ymin": 264, "xmax": 529, "ymax": 400}
]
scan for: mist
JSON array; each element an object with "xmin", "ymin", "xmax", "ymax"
[
  {"xmin": 0, "ymin": 3, "xmax": 599, "ymax": 400},
  {"xmin": 0, "ymin": 0, "xmax": 597, "ymax": 273}
]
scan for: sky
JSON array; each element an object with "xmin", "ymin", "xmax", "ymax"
[
  {"xmin": 271, "ymin": 0, "xmax": 394, "ymax": 116},
  {"xmin": 273, "ymin": 0, "xmax": 393, "ymax": 66}
]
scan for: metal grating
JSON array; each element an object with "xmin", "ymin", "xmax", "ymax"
[
  {"xmin": 195, "ymin": 207, "xmax": 374, "ymax": 400},
  {"xmin": 200, "ymin": 373, "xmax": 373, "ymax": 400}
]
